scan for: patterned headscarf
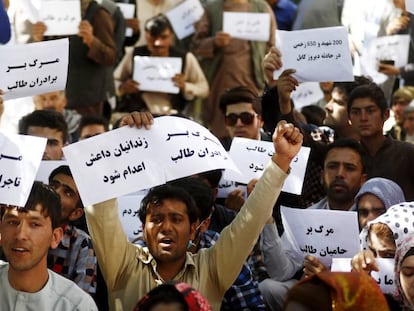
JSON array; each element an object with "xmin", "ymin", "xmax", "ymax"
[
  {"xmin": 360, "ymin": 203, "xmax": 414, "ymax": 250},
  {"xmin": 134, "ymin": 281, "xmax": 212, "ymax": 311},
  {"xmin": 285, "ymin": 271, "xmax": 390, "ymax": 311},
  {"xmin": 394, "ymin": 233, "xmax": 414, "ymax": 310}
]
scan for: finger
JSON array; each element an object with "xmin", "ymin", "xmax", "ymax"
[{"xmin": 140, "ymin": 111, "xmax": 154, "ymax": 129}]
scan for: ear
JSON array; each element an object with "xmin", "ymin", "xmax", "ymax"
[
  {"xmin": 189, "ymin": 222, "xmax": 197, "ymax": 240},
  {"xmin": 50, "ymin": 227, "xmax": 63, "ymax": 249},
  {"xmin": 68, "ymin": 207, "xmax": 84, "ymax": 222},
  {"xmin": 142, "ymin": 224, "xmax": 147, "ymax": 242},
  {"xmin": 360, "ymin": 173, "xmax": 368, "ymax": 185},
  {"xmin": 383, "ymin": 108, "xmax": 390, "ymax": 121},
  {"xmin": 257, "ymin": 115, "xmax": 264, "ymax": 127}
]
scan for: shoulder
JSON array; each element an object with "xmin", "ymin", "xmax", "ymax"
[{"xmin": 48, "ymin": 270, "xmax": 97, "ymax": 309}]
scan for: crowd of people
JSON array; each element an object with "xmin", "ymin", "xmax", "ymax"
[{"xmin": 2, "ymin": 0, "xmax": 414, "ymax": 310}]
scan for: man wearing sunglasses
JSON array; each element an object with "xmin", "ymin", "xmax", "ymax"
[{"xmin": 219, "ymin": 86, "xmax": 271, "ymax": 150}]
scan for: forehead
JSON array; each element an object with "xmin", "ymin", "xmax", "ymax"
[
  {"xmin": 147, "ymin": 28, "xmax": 172, "ymax": 38},
  {"xmin": 2, "ymin": 204, "xmax": 50, "ymax": 222},
  {"xmin": 80, "ymin": 124, "xmax": 106, "ymax": 135},
  {"xmin": 325, "ymin": 147, "xmax": 362, "ymax": 165},
  {"xmin": 37, "ymin": 91, "xmax": 62, "ymax": 100},
  {"xmin": 358, "ymin": 193, "xmax": 385, "ymax": 209},
  {"xmin": 350, "ymin": 97, "xmax": 378, "ymax": 109},
  {"xmin": 27, "ymin": 126, "xmax": 63, "ymax": 142},
  {"xmin": 51, "ymin": 173, "xmax": 78, "ymax": 194},
  {"xmin": 146, "ymin": 199, "xmax": 188, "ymax": 217},
  {"xmin": 226, "ymin": 103, "xmax": 255, "ymax": 114},
  {"xmin": 331, "ymin": 87, "xmax": 347, "ymax": 101}
]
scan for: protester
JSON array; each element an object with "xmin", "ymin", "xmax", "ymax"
[
  {"xmin": 114, "ymin": 14, "xmax": 208, "ymax": 115},
  {"xmin": 19, "ymin": 109, "xmax": 68, "ymax": 160},
  {"xmin": 0, "ymin": 181, "xmax": 97, "ymax": 310},
  {"xmin": 84, "ymin": 112, "xmax": 303, "ymax": 311},
  {"xmin": 352, "ymin": 203, "xmax": 414, "ymax": 273},
  {"xmin": 394, "ymin": 233, "xmax": 414, "ymax": 310},
  {"xmin": 355, "ymin": 177, "xmax": 405, "ymax": 230},
  {"xmin": 78, "ymin": 115, "xmax": 109, "ymax": 140},
  {"xmin": 347, "ymin": 82, "xmax": 414, "ymax": 200},
  {"xmin": 192, "ymin": 0, "xmax": 276, "ymax": 140}
]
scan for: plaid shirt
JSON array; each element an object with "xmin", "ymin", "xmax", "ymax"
[
  {"xmin": 200, "ymin": 230, "xmax": 266, "ymax": 311},
  {"xmin": 48, "ymin": 224, "xmax": 97, "ymax": 295}
]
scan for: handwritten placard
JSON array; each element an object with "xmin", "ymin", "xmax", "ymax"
[
  {"xmin": 0, "ymin": 39, "xmax": 69, "ymax": 100},
  {"xmin": 117, "ymin": 3, "xmax": 135, "ymax": 37},
  {"xmin": 407, "ymin": 0, "xmax": 414, "ymax": 15},
  {"xmin": 133, "ymin": 56, "xmax": 182, "ymax": 94},
  {"xmin": 222, "ymin": 12, "xmax": 270, "ymax": 42},
  {"xmin": 359, "ymin": 34, "xmax": 410, "ymax": 85},
  {"xmin": 0, "ymin": 133, "xmax": 46, "ymax": 206},
  {"xmin": 371, "ymin": 258, "xmax": 396, "ymax": 294},
  {"xmin": 274, "ymin": 26, "xmax": 353, "ymax": 82},
  {"xmin": 63, "ymin": 116, "xmax": 239, "ymax": 205},
  {"xmin": 40, "ymin": 0, "xmax": 81, "ymax": 36},
  {"xmin": 118, "ymin": 193, "xmax": 146, "ymax": 242},
  {"xmin": 223, "ymin": 138, "xmax": 310, "ymax": 195},
  {"xmin": 217, "ymin": 178, "xmax": 247, "ymax": 199},
  {"xmin": 165, "ymin": 0, "xmax": 204, "ymax": 40},
  {"xmin": 281, "ymin": 207, "xmax": 360, "ymax": 267},
  {"xmin": 291, "ymin": 82, "xmax": 324, "ymax": 110}
]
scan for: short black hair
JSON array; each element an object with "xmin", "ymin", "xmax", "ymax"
[
  {"xmin": 1, "ymin": 181, "xmax": 61, "ymax": 229},
  {"xmin": 138, "ymin": 184, "xmax": 199, "ymax": 225},
  {"xmin": 323, "ymin": 138, "xmax": 367, "ymax": 173},
  {"xmin": 48, "ymin": 165, "xmax": 83, "ymax": 209},
  {"xmin": 19, "ymin": 109, "xmax": 69, "ymax": 144},
  {"xmin": 347, "ymin": 82, "xmax": 388, "ymax": 114},
  {"xmin": 78, "ymin": 115, "xmax": 109, "ymax": 135},
  {"xmin": 145, "ymin": 14, "xmax": 172, "ymax": 37},
  {"xmin": 332, "ymin": 76, "xmax": 372, "ymax": 101},
  {"xmin": 168, "ymin": 177, "xmax": 214, "ymax": 221},
  {"xmin": 219, "ymin": 86, "xmax": 261, "ymax": 115},
  {"xmin": 196, "ymin": 169, "xmax": 223, "ymax": 189}
]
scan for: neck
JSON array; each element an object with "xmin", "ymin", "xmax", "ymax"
[
  {"xmin": 360, "ymin": 134, "xmax": 386, "ymax": 156},
  {"xmin": 157, "ymin": 257, "xmax": 186, "ymax": 281},
  {"xmin": 8, "ymin": 260, "xmax": 49, "ymax": 293},
  {"xmin": 328, "ymin": 199, "xmax": 353, "ymax": 211}
]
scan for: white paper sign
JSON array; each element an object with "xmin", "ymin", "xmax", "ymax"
[
  {"xmin": 118, "ymin": 192, "xmax": 146, "ymax": 242},
  {"xmin": 274, "ymin": 26, "xmax": 353, "ymax": 82},
  {"xmin": 35, "ymin": 160, "xmax": 68, "ymax": 183},
  {"xmin": 217, "ymin": 178, "xmax": 247, "ymax": 199},
  {"xmin": 0, "ymin": 133, "xmax": 46, "ymax": 206},
  {"xmin": 0, "ymin": 39, "xmax": 69, "ymax": 100},
  {"xmin": 223, "ymin": 12, "xmax": 270, "ymax": 42},
  {"xmin": 407, "ymin": 0, "xmax": 414, "ymax": 14},
  {"xmin": 63, "ymin": 116, "xmax": 239, "ymax": 205},
  {"xmin": 165, "ymin": 0, "xmax": 204, "ymax": 40},
  {"xmin": 281, "ymin": 207, "xmax": 360, "ymax": 267},
  {"xmin": 40, "ymin": 0, "xmax": 81, "ymax": 36},
  {"xmin": 223, "ymin": 138, "xmax": 310, "ymax": 195},
  {"xmin": 291, "ymin": 82, "xmax": 324, "ymax": 110},
  {"xmin": 360, "ymin": 34, "xmax": 410, "ymax": 85},
  {"xmin": 371, "ymin": 258, "xmax": 396, "ymax": 294},
  {"xmin": 117, "ymin": 3, "xmax": 135, "ymax": 37},
  {"xmin": 331, "ymin": 258, "xmax": 352, "ymax": 272},
  {"xmin": 133, "ymin": 56, "xmax": 182, "ymax": 94}
]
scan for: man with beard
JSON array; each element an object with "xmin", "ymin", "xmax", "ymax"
[{"xmin": 258, "ymin": 138, "xmax": 367, "ymax": 310}]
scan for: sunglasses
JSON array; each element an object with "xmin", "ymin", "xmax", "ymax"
[{"xmin": 225, "ymin": 112, "xmax": 256, "ymax": 126}]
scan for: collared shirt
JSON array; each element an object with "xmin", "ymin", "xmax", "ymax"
[
  {"xmin": 200, "ymin": 230, "xmax": 266, "ymax": 310},
  {"xmin": 48, "ymin": 224, "xmax": 97, "ymax": 295},
  {"xmin": 85, "ymin": 161, "xmax": 288, "ymax": 311}
]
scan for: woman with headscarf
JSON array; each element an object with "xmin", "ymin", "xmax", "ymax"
[
  {"xmin": 394, "ymin": 233, "xmax": 414, "ymax": 310},
  {"xmin": 355, "ymin": 177, "xmax": 406, "ymax": 230},
  {"xmin": 352, "ymin": 203, "xmax": 414, "ymax": 274}
]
